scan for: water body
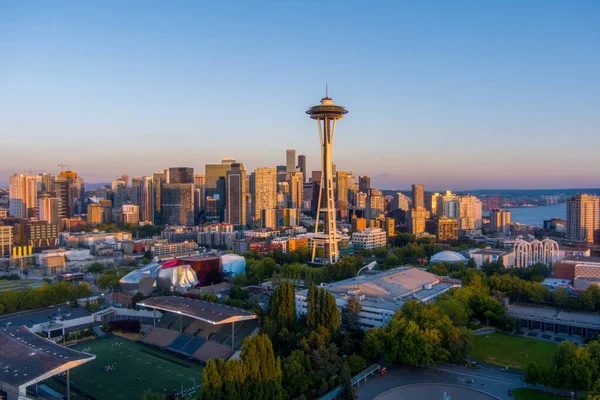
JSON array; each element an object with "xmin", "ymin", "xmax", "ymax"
[{"xmin": 486, "ymin": 203, "xmax": 566, "ymax": 227}]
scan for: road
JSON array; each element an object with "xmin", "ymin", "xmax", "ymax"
[{"xmin": 356, "ymin": 363, "xmax": 527, "ymax": 400}]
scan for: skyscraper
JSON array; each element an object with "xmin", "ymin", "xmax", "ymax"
[
  {"xmin": 162, "ymin": 183, "xmax": 194, "ymax": 226},
  {"xmin": 437, "ymin": 190, "xmax": 459, "ymax": 219},
  {"xmin": 131, "ymin": 177, "xmax": 143, "ymax": 207},
  {"xmin": 306, "ymin": 94, "xmax": 348, "ymax": 263},
  {"xmin": 359, "ymin": 175, "xmax": 371, "ymax": 193},
  {"xmin": 298, "ymin": 155, "xmax": 307, "ymax": 182},
  {"xmin": 140, "ymin": 176, "xmax": 154, "ymax": 223},
  {"xmin": 39, "ymin": 173, "xmax": 53, "ymax": 194},
  {"xmin": 226, "ymin": 163, "xmax": 247, "ymax": 226},
  {"xmin": 152, "ymin": 170, "xmax": 168, "ymax": 224},
  {"xmin": 288, "ymin": 171, "xmax": 303, "ymax": 212},
  {"xmin": 254, "ymin": 167, "xmax": 277, "ymax": 227},
  {"xmin": 194, "ymin": 174, "xmax": 207, "ymax": 214},
  {"xmin": 205, "ymin": 159, "xmax": 234, "ymax": 190},
  {"xmin": 393, "ymin": 193, "xmax": 410, "ymax": 211},
  {"xmin": 490, "ymin": 209, "xmax": 511, "ymax": 236},
  {"xmin": 38, "ymin": 195, "xmax": 59, "ymax": 225},
  {"xmin": 408, "ymin": 208, "xmax": 430, "ymax": 235},
  {"xmin": 111, "ymin": 178, "xmax": 127, "ymax": 208},
  {"xmin": 169, "ymin": 167, "xmax": 194, "ymax": 184},
  {"xmin": 458, "ymin": 195, "xmax": 483, "ymax": 233},
  {"xmin": 567, "ymin": 194, "xmax": 599, "ymax": 243},
  {"xmin": 286, "ymin": 149, "xmax": 296, "ymax": 174},
  {"xmin": 366, "ymin": 188, "xmax": 384, "ymax": 224},
  {"xmin": 336, "ymin": 171, "xmax": 349, "ymax": 213},
  {"xmin": 9, "ymin": 174, "xmax": 36, "ymax": 218},
  {"xmin": 412, "ymin": 184, "xmax": 425, "ymax": 209}
]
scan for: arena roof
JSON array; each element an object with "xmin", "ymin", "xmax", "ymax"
[
  {"xmin": 0, "ymin": 326, "xmax": 95, "ymax": 388},
  {"xmin": 138, "ymin": 296, "xmax": 257, "ymax": 325}
]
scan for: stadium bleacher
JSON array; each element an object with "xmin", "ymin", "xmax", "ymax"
[
  {"xmin": 192, "ymin": 341, "xmax": 233, "ymax": 362},
  {"xmin": 141, "ymin": 327, "xmax": 180, "ymax": 348}
]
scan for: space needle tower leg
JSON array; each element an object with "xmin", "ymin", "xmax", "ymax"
[{"xmin": 306, "ymin": 93, "xmax": 348, "ymax": 264}]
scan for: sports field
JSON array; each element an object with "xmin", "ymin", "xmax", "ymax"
[
  {"xmin": 471, "ymin": 333, "xmax": 557, "ymax": 371},
  {"xmin": 69, "ymin": 338, "xmax": 203, "ymax": 400}
]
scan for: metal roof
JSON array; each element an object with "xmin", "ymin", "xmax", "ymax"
[
  {"xmin": 138, "ymin": 296, "xmax": 257, "ymax": 325},
  {"xmin": 0, "ymin": 326, "xmax": 94, "ymax": 388}
]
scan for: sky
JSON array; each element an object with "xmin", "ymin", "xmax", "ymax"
[{"xmin": 1, "ymin": 0, "xmax": 599, "ymax": 191}]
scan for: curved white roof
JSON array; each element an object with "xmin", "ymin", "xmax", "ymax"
[{"xmin": 430, "ymin": 250, "xmax": 467, "ymax": 263}]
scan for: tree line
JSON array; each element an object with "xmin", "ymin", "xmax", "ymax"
[{"xmin": 0, "ymin": 281, "xmax": 92, "ymax": 314}]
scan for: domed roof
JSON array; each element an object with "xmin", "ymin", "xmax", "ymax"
[{"xmin": 430, "ymin": 250, "xmax": 467, "ymax": 264}]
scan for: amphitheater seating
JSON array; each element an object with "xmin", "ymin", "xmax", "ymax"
[
  {"xmin": 141, "ymin": 327, "xmax": 180, "ymax": 348},
  {"xmin": 192, "ymin": 341, "xmax": 233, "ymax": 362}
]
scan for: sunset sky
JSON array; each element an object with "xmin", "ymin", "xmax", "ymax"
[{"xmin": 1, "ymin": 1, "xmax": 599, "ymax": 190}]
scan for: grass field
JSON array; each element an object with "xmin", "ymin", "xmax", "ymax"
[
  {"xmin": 471, "ymin": 333, "xmax": 557, "ymax": 371},
  {"xmin": 68, "ymin": 338, "xmax": 203, "ymax": 400},
  {"xmin": 512, "ymin": 388, "xmax": 565, "ymax": 400}
]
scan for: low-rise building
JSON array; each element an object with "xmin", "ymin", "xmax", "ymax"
[
  {"xmin": 151, "ymin": 241, "xmax": 198, "ymax": 257},
  {"xmin": 295, "ymin": 267, "xmax": 460, "ymax": 329},
  {"xmin": 507, "ymin": 304, "xmax": 600, "ymax": 339},
  {"xmin": 470, "ymin": 248, "xmax": 515, "ymax": 268},
  {"xmin": 352, "ymin": 228, "xmax": 387, "ymax": 250}
]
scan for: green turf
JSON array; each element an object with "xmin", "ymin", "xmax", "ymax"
[
  {"xmin": 512, "ymin": 388, "xmax": 565, "ymax": 400},
  {"xmin": 0, "ymin": 279, "xmax": 43, "ymax": 292},
  {"xmin": 471, "ymin": 333, "xmax": 557, "ymax": 371},
  {"xmin": 69, "ymin": 338, "xmax": 203, "ymax": 400}
]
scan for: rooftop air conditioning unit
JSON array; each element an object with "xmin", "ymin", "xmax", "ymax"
[{"xmin": 423, "ymin": 283, "xmax": 433, "ymax": 290}]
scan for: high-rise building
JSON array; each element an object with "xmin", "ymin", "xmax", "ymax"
[
  {"xmin": 437, "ymin": 190, "xmax": 459, "ymax": 219},
  {"xmin": 111, "ymin": 178, "xmax": 127, "ymax": 208},
  {"xmin": 567, "ymin": 194, "xmax": 599, "ymax": 243},
  {"xmin": 458, "ymin": 195, "xmax": 483, "ymax": 233},
  {"xmin": 490, "ymin": 209, "xmax": 511, "ymax": 236},
  {"xmin": 205, "ymin": 159, "xmax": 234, "ymax": 190},
  {"xmin": 226, "ymin": 163, "xmax": 247, "ymax": 226},
  {"xmin": 169, "ymin": 167, "xmax": 194, "ymax": 184},
  {"xmin": 194, "ymin": 174, "xmax": 207, "ymax": 215},
  {"xmin": 276, "ymin": 165, "xmax": 287, "ymax": 184},
  {"xmin": 140, "ymin": 176, "xmax": 154, "ymax": 223},
  {"xmin": 38, "ymin": 195, "xmax": 59, "ymax": 225},
  {"xmin": 408, "ymin": 208, "xmax": 430, "ymax": 235},
  {"xmin": 310, "ymin": 171, "xmax": 321, "ymax": 215},
  {"xmin": 430, "ymin": 192, "xmax": 440, "ymax": 215},
  {"xmin": 356, "ymin": 192, "xmax": 367, "ymax": 208},
  {"xmin": 0, "ymin": 225, "xmax": 12, "ymax": 256},
  {"xmin": 286, "ymin": 149, "xmax": 296, "ymax": 174},
  {"xmin": 87, "ymin": 203, "xmax": 104, "ymax": 226},
  {"xmin": 39, "ymin": 173, "xmax": 53, "ymax": 194},
  {"xmin": 162, "ymin": 183, "xmax": 195, "ymax": 226},
  {"xmin": 336, "ymin": 171, "xmax": 349, "ymax": 213},
  {"xmin": 366, "ymin": 189, "xmax": 384, "ymax": 224},
  {"xmin": 359, "ymin": 175, "xmax": 370, "ymax": 193},
  {"xmin": 393, "ymin": 193, "xmax": 410, "ymax": 211},
  {"xmin": 254, "ymin": 167, "xmax": 277, "ymax": 227},
  {"xmin": 298, "ymin": 155, "xmax": 307, "ymax": 182},
  {"xmin": 9, "ymin": 174, "xmax": 27, "ymax": 218},
  {"xmin": 412, "ymin": 184, "xmax": 425, "ymax": 210},
  {"xmin": 122, "ymin": 204, "xmax": 140, "ymax": 225},
  {"xmin": 152, "ymin": 170, "xmax": 168, "ymax": 224},
  {"xmin": 385, "ymin": 217, "xmax": 395, "ymax": 238},
  {"xmin": 436, "ymin": 217, "xmax": 459, "ymax": 242},
  {"xmin": 306, "ymin": 94, "xmax": 347, "ymax": 263},
  {"xmin": 131, "ymin": 177, "xmax": 143, "ymax": 207},
  {"xmin": 288, "ymin": 172, "xmax": 303, "ymax": 212}
]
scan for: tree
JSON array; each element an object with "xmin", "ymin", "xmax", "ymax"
[
  {"xmin": 552, "ymin": 288, "xmax": 570, "ymax": 307},
  {"xmin": 524, "ymin": 362, "xmax": 547, "ymax": 386},
  {"xmin": 141, "ymin": 390, "xmax": 166, "ymax": 400},
  {"xmin": 554, "ymin": 341, "xmax": 597, "ymax": 393},
  {"xmin": 339, "ymin": 363, "xmax": 357, "ymax": 400},
  {"xmin": 306, "ymin": 285, "xmax": 340, "ymax": 333},
  {"xmin": 241, "ymin": 334, "xmax": 283, "ymax": 399},
  {"xmin": 467, "ymin": 258, "xmax": 477, "ymax": 269},
  {"xmin": 202, "ymin": 360, "xmax": 223, "ymax": 400},
  {"xmin": 87, "ymin": 262, "xmax": 104, "ymax": 273},
  {"xmin": 270, "ymin": 281, "xmax": 296, "ymax": 330},
  {"xmin": 342, "ymin": 296, "xmax": 361, "ymax": 333},
  {"xmin": 345, "ymin": 354, "xmax": 367, "ymax": 375},
  {"xmin": 282, "ymin": 350, "xmax": 313, "ymax": 398}
]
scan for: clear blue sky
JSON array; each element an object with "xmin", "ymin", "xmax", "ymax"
[{"xmin": 1, "ymin": 0, "xmax": 599, "ymax": 190}]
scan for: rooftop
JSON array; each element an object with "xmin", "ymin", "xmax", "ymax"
[
  {"xmin": 471, "ymin": 248, "xmax": 514, "ymax": 256},
  {"xmin": 561, "ymin": 255, "xmax": 600, "ymax": 264},
  {"xmin": 0, "ymin": 326, "xmax": 95, "ymax": 388},
  {"xmin": 507, "ymin": 304, "xmax": 600, "ymax": 329},
  {"xmin": 297, "ymin": 267, "xmax": 458, "ymax": 310},
  {"xmin": 138, "ymin": 296, "xmax": 257, "ymax": 325}
]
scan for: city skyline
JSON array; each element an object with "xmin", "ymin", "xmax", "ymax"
[{"xmin": 2, "ymin": 1, "xmax": 599, "ymax": 189}]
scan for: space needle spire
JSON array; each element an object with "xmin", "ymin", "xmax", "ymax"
[{"xmin": 306, "ymin": 90, "xmax": 348, "ymax": 263}]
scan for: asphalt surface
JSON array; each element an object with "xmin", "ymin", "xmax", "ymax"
[
  {"xmin": 356, "ymin": 364, "xmax": 527, "ymax": 400},
  {"xmin": 0, "ymin": 306, "xmax": 90, "ymax": 328}
]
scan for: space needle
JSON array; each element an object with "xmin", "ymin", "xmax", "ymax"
[{"xmin": 306, "ymin": 89, "xmax": 348, "ymax": 264}]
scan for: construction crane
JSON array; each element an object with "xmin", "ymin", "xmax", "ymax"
[{"xmin": 58, "ymin": 163, "xmax": 71, "ymax": 173}]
